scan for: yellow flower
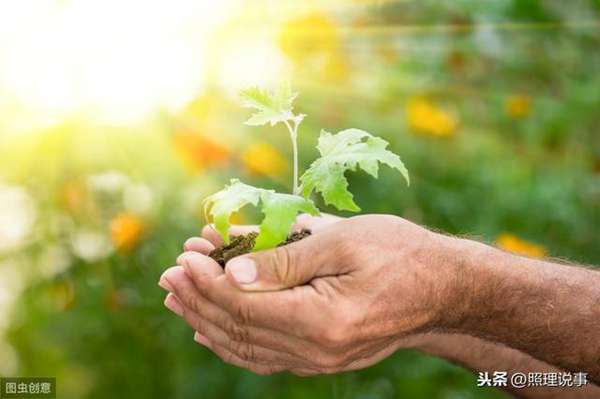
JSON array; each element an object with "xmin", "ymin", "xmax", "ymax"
[
  {"xmin": 278, "ymin": 12, "xmax": 338, "ymax": 61},
  {"xmin": 323, "ymin": 52, "xmax": 351, "ymax": 82},
  {"xmin": 505, "ymin": 95, "xmax": 532, "ymax": 118},
  {"xmin": 242, "ymin": 143, "xmax": 287, "ymax": 177},
  {"xmin": 406, "ymin": 98, "xmax": 458, "ymax": 137},
  {"xmin": 496, "ymin": 233, "xmax": 547, "ymax": 258},
  {"xmin": 110, "ymin": 213, "xmax": 144, "ymax": 252}
]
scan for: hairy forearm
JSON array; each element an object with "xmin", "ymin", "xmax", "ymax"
[
  {"xmin": 444, "ymin": 238, "xmax": 600, "ymax": 382},
  {"xmin": 416, "ymin": 333, "xmax": 600, "ymax": 398}
]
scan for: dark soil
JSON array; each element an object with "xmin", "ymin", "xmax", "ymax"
[{"xmin": 209, "ymin": 229, "xmax": 311, "ymax": 267}]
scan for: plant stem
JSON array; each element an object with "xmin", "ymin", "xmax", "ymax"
[{"xmin": 284, "ymin": 119, "xmax": 300, "ymax": 195}]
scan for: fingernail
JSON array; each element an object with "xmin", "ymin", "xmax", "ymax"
[
  {"xmin": 184, "ymin": 252, "xmax": 203, "ymax": 266},
  {"xmin": 164, "ymin": 295, "xmax": 184, "ymax": 316},
  {"xmin": 183, "ymin": 239, "xmax": 195, "ymax": 251},
  {"xmin": 158, "ymin": 277, "xmax": 174, "ymax": 292},
  {"xmin": 176, "ymin": 251, "xmax": 194, "ymax": 265},
  {"xmin": 194, "ymin": 331, "xmax": 211, "ymax": 347},
  {"xmin": 182, "ymin": 253, "xmax": 207, "ymax": 275},
  {"xmin": 227, "ymin": 257, "xmax": 257, "ymax": 284}
]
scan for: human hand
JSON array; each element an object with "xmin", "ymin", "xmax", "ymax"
[{"xmin": 159, "ymin": 214, "xmax": 462, "ymax": 375}]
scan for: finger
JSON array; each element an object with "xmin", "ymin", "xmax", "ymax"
[
  {"xmin": 195, "ymin": 333, "xmax": 286, "ymax": 375},
  {"xmin": 165, "ymin": 270, "xmax": 390, "ymax": 374},
  {"xmin": 163, "ymin": 263, "xmax": 319, "ymax": 352},
  {"xmin": 187, "ymin": 268, "xmax": 325, "ymax": 340},
  {"xmin": 164, "ymin": 293, "xmax": 184, "ymax": 316},
  {"xmin": 187, "ymin": 310, "xmax": 315, "ymax": 364},
  {"xmin": 160, "ymin": 250, "xmax": 223, "ymax": 292},
  {"xmin": 179, "ymin": 306, "xmax": 312, "ymax": 368},
  {"xmin": 178, "ymin": 288, "xmax": 387, "ymax": 372},
  {"xmin": 183, "ymin": 237, "xmax": 215, "ymax": 254},
  {"xmin": 182, "ymin": 312, "xmax": 310, "ymax": 367},
  {"xmin": 201, "ymin": 224, "xmax": 259, "ymax": 247},
  {"xmin": 176, "ymin": 251, "xmax": 223, "ymax": 276},
  {"xmin": 172, "ymin": 288, "xmax": 314, "ymax": 365},
  {"xmin": 224, "ymin": 232, "xmax": 350, "ymax": 291}
]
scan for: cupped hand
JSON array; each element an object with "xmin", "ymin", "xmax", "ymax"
[{"xmin": 159, "ymin": 214, "xmax": 460, "ymax": 375}]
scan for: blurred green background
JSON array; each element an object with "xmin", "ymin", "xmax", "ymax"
[{"xmin": 0, "ymin": 0, "xmax": 599, "ymax": 398}]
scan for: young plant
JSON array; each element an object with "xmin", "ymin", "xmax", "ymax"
[{"xmin": 203, "ymin": 84, "xmax": 409, "ymax": 252}]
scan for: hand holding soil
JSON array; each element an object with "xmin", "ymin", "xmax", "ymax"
[
  {"xmin": 159, "ymin": 213, "xmax": 600, "ymax": 390},
  {"xmin": 159, "ymin": 213, "xmax": 451, "ymax": 375}
]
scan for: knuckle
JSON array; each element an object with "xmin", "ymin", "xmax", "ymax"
[
  {"xmin": 317, "ymin": 323, "xmax": 351, "ymax": 349},
  {"xmin": 229, "ymin": 340, "xmax": 256, "ymax": 363},
  {"xmin": 222, "ymin": 317, "xmax": 250, "ymax": 343},
  {"xmin": 192, "ymin": 318, "xmax": 205, "ymax": 336},
  {"xmin": 181, "ymin": 290, "xmax": 202, "ymax": 313},
  {"xmin": 201, "ymin": 225, "xmax": 215, "ymax": 239},
  {"xmin": 272, "ymin": 246, "xmax": 294, "ymax": 285},
  {"xmin": 192, "ymin": 273, "xmax": 211, "ymax": 292},
  {"xmin": 232, "ymin": 300, "xmax": 253, "ymax": 325}
]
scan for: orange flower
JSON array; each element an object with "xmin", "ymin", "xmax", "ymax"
[
  {"xmin": 173, "ymin": 129, "xmax": 230, "ymax": 173},
  {"xmin": 110, "ymin": 213, "xmax": 144, "ymax": 252},
  {"xmin": 496, "ymin": 233, "xmax": 547, "ymax": 258},
  {"xmin": 278, "ymin": 12, "xmax": 338, "ymax": 61},
  {"xmin": 505, "ymin": 95, "xmax": 532, "ymax": 118},
  {"xmin": 406, "ymin": 97, "xmax": 458, "ymax": 137},
  {"xmin": 242, "ymin": 143, "xmax": 287, "ymax": 177}
]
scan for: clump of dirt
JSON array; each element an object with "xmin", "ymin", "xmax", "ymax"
[
  {"xmin": 278, "ymin": 229, "xmax": 311, "ymax": 246},
  {"xmin": 209, "ymin": 229, "xmax": 311, "ymax": 267},
  {"xmin": 209, "ymin": 232, "xmax": 258, "ymax": 267}
]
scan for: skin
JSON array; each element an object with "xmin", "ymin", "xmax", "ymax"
[{"xmin": 159, "ymin": 214, "xmax": 600, "ymax": 397}]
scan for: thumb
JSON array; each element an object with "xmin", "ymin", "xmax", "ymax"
[{"xmin": 224, "ymin": 235, "xmax": 339, "ymax": 291}]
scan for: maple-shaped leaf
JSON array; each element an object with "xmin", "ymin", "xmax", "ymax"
[
  {"xmin": 239, "ymin": 84, "xmax": 298, "ymax": 126},
  {"xmin": 300, "ymin": 129, "xmax": 409, "ymax": 211},
  {"xmin": 203, "ymin": 179, "xmax": 262, "ymax": 244},
  {"xmin": 204, "ymin": 179, "xmax": 319, "ymax": 249}
]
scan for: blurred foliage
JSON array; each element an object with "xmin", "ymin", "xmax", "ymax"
[{"xmin": 1, "ymin": 1, "xmax": 599, "ymax": 398}]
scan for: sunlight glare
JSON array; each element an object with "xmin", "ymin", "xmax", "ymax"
[{"xmin": 0, "ymin": 0, "xmax": 235, "ymax": 131}]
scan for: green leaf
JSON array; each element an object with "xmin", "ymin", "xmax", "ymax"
[
  {"xmin": 239, "ymin": 84, "xmax": 298, "ymax": 126},
  {"xmin": 203, "ymin": 179, "xmax": 261, "ymax": 244},
  {"xmin": 300, "ymin": 129, "xmax": 409, "ymax": 211},
  {"xmin": 204, "ymin": 179, "xmax": 319, "ymax": 249},
  {"xmin": 254, "ymin": 192, "xmax": 319, "ymax": 251}
]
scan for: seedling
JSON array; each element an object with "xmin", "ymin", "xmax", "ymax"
[{"xmin": 203, "ymin": 84, "xmax": 409, "ymax": 263}]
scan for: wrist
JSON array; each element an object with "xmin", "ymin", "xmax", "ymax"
[
  {"xmin": 435, "ymin": 235, "xmax": 531, "ymax": 333},
  {"xmin": 427, "ymin": 234, "xmax": 496, "ymax": 332},
  {"xmin": 397, "ymin": 226, "xmax": 481, "ymax": 334}
]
